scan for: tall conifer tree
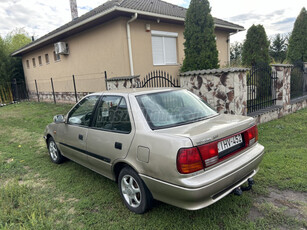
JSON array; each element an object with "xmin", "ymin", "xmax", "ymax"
[
  {"xmin": 242, "ymin": 24, "xmax": 270, "ymax": 66},
  {"xmin": 287, "ymin": 7, "xmax": 307, "ymax": 62},
  {"xmin": 181, "ymin": 0, "xmax": 219, "ymax": 72}
]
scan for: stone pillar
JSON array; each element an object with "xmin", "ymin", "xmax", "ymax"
[
  {"xmin": 180, "ymin": 68, "xmax": 249, "ymax": 116},
  {"xmin": 106, "ymin": 75, "xmax": 140, "ymax": 90},
  {"xmin": 271, "ymin": 64, "xmax": 292, "ymax": 111}
]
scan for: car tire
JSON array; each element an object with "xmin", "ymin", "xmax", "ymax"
[
  {"xmin": 118, "ymin": 167, "xmax": 153, "ymax": 214},
  {"xmin": 48, "ymin": 137, "xmax": 65, "ymax": 164}
]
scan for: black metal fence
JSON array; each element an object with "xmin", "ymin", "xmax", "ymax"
[
  {"xmin": 137, "ymin": 70, "xmax": 180, "ymax": 88},
  {"xmin": 291, "ymin": 61, "xmax": 306, "ymax": 99},
  {"xmin": 247, "ymin": 64, "xmax": 278, "ymax": 114},
  {"xmin": 11, "ymin": 79, "xmax": 29, "ymax": 101}
]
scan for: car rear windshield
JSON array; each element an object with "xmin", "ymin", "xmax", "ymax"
[{"xmin": 136, "ymin": 90, "xmax": 218, "ymax": 129}]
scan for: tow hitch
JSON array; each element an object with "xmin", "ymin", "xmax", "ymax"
[{"xmin": 233, "ymin": 178, "xmax": 254, "ymax": 196}]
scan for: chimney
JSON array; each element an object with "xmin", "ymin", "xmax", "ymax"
[{"xmin": 70, "ymin": 0, "xmax": 78, "ymax": 20}]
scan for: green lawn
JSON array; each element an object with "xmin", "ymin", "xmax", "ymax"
[{"xmin": 0, "ymin": 102, "xmax": 306, "ymax": 230}]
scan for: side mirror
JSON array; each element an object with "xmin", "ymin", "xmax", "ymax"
[{"xmin": 53, "ymin": 115, "xmax": 65, "ymax": 123}]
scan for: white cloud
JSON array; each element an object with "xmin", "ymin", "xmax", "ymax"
[
  {"xmin": 209, "ymin": 0, "xmax": 306, "ymax": 43},
  {"xmin": 0, "ymin": 0, "xmax": 305, "ymax": 44}
]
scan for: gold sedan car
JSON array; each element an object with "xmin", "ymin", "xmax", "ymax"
[{"xmin": 44, "ymin": 88, "xmax": 264, "ymax": 214}]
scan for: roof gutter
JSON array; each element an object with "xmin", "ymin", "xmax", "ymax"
[
  {"xmin": 127, "ymin": 13, "xmax": 138, "ymax": 76},
  {"xmin": 214, "ymin": 24, "xmax": 244, "ymax": 32}
]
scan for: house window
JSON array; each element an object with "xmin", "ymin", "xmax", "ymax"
[
  {"xmin": 53, "ymin": 51, "xmax": 61, "ymax": 62},
  {"xmin": 26, "ymin": 60, "xmax": 30, "ymax": 68},
  {"xmin": 32, "ymin": 58, "xmax": 36, "ymax": 67},
  {"xmin": 38, "ymin": 56, "xmax": 42, "ymax": 66},
  {"xmin": 151, "ymin": 30, "xmax": 178, "ymax": 65},
  {"xmin": 45, "ymin": 54, "xmax": 49, "ymax": 64}
]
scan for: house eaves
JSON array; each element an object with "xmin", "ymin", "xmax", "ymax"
[{"xmin": 11, "ymin": 2, "xmax": 244, "ymax": 57}]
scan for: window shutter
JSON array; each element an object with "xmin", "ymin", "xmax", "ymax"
[
  {"xmin": 164, "ymin": 37, "xmax": 177, "ymax": 64},
  {"xmin": 152, "ymin": 36, "xmax": 164, "ymax": 65}
]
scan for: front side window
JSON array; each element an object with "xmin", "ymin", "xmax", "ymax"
[
  {"xmin": 68, "ymin": 95, "xmax": 100, "ymax": 126},
  {"xmin": 151, "ymin": 30, "xmax": 177, "ymax": 65},
  {"xmin": 93, "ymin": 96, "xmax": 131, "ymax": 133},
  {"xmin": 137, "ymin": 90, "xmax": 217, "ymax": 130},
  {"xmin": 26, "ymin": 60, "xmax": 29, "ymax": 68}
]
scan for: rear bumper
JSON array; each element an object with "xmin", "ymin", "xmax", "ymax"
[{"xmin": 140, "ymin": 143, "xmax": 264, "ymax": 210}]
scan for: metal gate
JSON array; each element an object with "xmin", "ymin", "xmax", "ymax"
[
  {"xmin": 137, "ymin": 70, "xmax": 180, "ymax": 88},
  {"xmin": 247, "ymin": 64, "xmax": 278, "ymax": 114},
  {"xmin": 291, "ymin": 61, "xmax": 306, "ymax": 99}
]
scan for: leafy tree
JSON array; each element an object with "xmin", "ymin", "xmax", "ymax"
[
  {"xmin": 0, "ymin": 28, "xmax": 31, "ymax": 83},
  {"xmin": 269, "ymin": 34, "xmax": 288, "ymax": 63},
  {"xmin": 181, "ymin": 0, "xmax": 219, "ymax": 72},
  {"xmin": 0, "ymin": 37, "xmax": 8, "ymax": 84},
  {"xmin": 242, "ymin": 24, "xmax": 270, "ymax": 66},
  {"xmin": 287, "ymin": 7, "xmax": 307, "ymax": 62},
  {"xmin": 230, "ymin": 42, "xmax": 243, "ymax": 66}
]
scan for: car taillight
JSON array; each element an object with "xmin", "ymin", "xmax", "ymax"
[
  {"xmin": 177, "ymin": 125, "xmax": 259, "ymax": 174},
  {"xmin": 177, "ymin": 147, "xmax": 204, "ymax": 174},
  {"xmin": 246, "ymin": 125, "xmax": 258, "ymax": 146},
  {"xmin": 198, "ymin": 142, "xmax": 219, "ymax": 167}
]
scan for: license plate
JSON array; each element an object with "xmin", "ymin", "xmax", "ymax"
[{"xmin": 218, "ymin": 134, "xmax": 243, "ymax": 153}]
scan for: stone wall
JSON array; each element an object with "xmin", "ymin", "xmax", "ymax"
[
  {"xmin": 106, "ymin": 76, "xmax": 140, "ymax": 90},
  {"xmin": 179, "ymin": 68, "xmax": 249, "ymax": 115},
  {"xmin": 28, "ymin": 91, "xmax": 89, "ymax": 104},
  {"xmin": 253, "ymin": 97, "xmax": 307, "ymax": 124}
]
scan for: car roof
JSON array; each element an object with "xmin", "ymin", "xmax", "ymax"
[{"xmin": 88, "ymin": 88, "xmax": 183, "ymax": 97}]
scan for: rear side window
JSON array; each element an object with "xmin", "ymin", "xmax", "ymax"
[{"xmin": 93, "ymin": 96, "xmax": 131, "ymax": 133}]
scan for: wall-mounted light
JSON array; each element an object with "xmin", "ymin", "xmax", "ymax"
[
  {"xmin": 145, "ymin": 24, "xmax": 151, "ymax": 32},
  {"xmin": 157, "ymin": 18, "xmax": 160, "ymax": 23}
]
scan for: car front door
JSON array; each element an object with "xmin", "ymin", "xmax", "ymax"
[
  {"xmin": 86, "ymin": 95, "xmax": 135, "ymax": 179},
  {"xmin": 56, "ymin": 95, "xmax": 100, "ymax": 167}
]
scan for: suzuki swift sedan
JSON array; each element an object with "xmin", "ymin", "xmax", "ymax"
[{"xmin": 44, "ymin": 88, "xmax": 264, "ymax": 214}]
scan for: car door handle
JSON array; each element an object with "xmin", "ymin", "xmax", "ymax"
[
  {"xmin": 115, "ymin": 142, "xmax": 122, "ymax": 150},
  {"xmin": 79, "ymin": 134, "xmax": 83, "ymax": 140}
]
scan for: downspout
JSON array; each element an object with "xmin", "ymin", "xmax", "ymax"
[{"xmin": 127, "ymin": 13, "xmax": 138, "ymax": 76}]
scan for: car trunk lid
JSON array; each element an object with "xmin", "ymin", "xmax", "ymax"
[{"xmin": 156, "ymin": 114, "xmax": 255, "ymax": 146}]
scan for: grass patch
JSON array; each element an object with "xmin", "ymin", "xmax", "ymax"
[{"xmin": 0, "ymin": 102, "xmax": 306, "ymax": 229}]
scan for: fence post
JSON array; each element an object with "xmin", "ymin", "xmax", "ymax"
[
  {"xmin": 51, "ymin": 78, "xmax": 56, "ymax": 104},
  {"xmin": 35, "ymin": 80, "xmax": 40, "ymax": 102},
  {"xmin": 72, "ymin": 75, "xmax": 78, "ymax": 103},
  {"xmin": 104, "ymin": 71, "xmax": 108, "ymax": 91},
  {"xmin": 12, "ymin": 78, "xmax": 19, "ymax": 102}
]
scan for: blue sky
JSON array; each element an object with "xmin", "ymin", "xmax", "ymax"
[{"xmin": 0, "ymin": 0, "xmax": 305, "ymax": 43}]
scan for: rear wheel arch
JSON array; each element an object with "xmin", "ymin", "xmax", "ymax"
[{"xmin": 113, "ymin": 162, "xmax": 137, "ymax": 183}]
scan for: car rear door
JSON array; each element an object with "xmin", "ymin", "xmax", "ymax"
[
  {"xmin": 56, "ymin": 95, "xmax": 100, "ymax": 167},
  {"xmin": 86, "ymin": 95, "xmax": 135, "ymax": 179}
]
